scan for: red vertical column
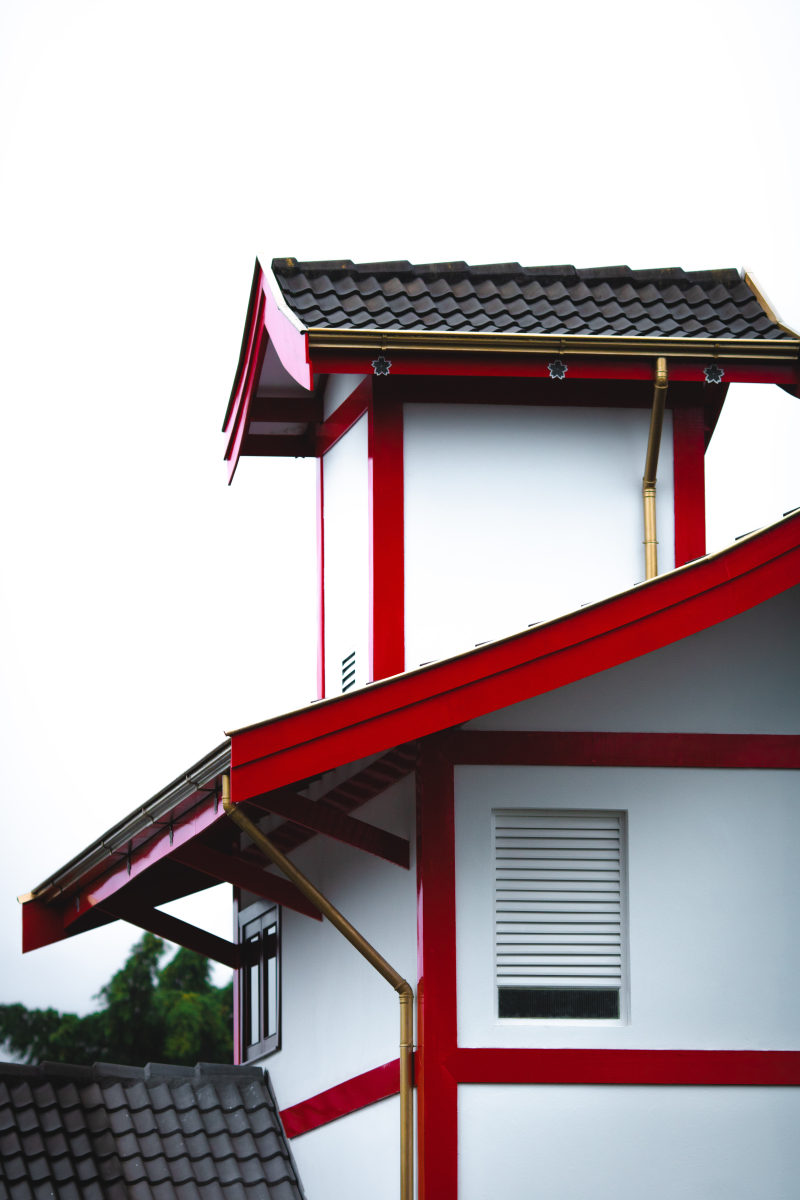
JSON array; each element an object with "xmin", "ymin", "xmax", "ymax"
[
  {"xmin": 368, "ymin": 382, "xmax": 405, "ymax": 682},
  {"xmin": 316, "ymin": 456, "xmax": 326, "ymax": 699},
  {"xmin": 673, "ymin": 406, "xmax": 706, "ymax": 567},
  {"xmin": 416, "ymin": 739, "xmax": 458, "ymax": 1200}
]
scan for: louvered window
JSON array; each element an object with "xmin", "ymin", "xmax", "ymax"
[
  {"xmin": 342, "ymin": 651, "xmax": 356, "ymax": 693},
  {"xmin": 494, "ymin": 810, "xmax": 626, "ymax": 1020}
]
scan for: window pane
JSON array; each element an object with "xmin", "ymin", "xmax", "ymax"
[
  {"xmin": 266, "ymin": 952, "xmax": 278, "ymax": 1038},
  {"xmin": 248, "ymin": 934, "xmax": 260, "ymax": 1045}
]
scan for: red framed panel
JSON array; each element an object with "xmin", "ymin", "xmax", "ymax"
[
  {"xmin": 280, "ymin": 1058, "xmax": 403, "ymax": 1139},
  {"xmin": 450, "ymin": 1048, "xmax": 800, "ymax": 1087},
  {"xmin": 416, "ymin": 740, "xmax": 458, "ymax": 1200},
  {"xmin": 441, "ymin": 730, "xmax": 800, "ymax": 770},
  {"xmin": 673, "ymin": 405, "xmax": 707, "ymax": 566},
  {"xmin": 368, "ymin": 384, "xmax": 405, "ymax": 682}
]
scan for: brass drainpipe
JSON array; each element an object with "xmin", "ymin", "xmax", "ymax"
[
  {"xmin": 643, "ymin": 356, "xmax": 668, "ymax": 579},
  {"xmin": 222, "ymin": 776, "xmax": 414, "ymax": 1200}
]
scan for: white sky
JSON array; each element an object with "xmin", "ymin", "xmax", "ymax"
[{"xmin": 1, "ymin": 0, "xmax": 799, "ymax": 1016}]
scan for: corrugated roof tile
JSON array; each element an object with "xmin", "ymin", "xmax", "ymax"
[
  {"xmin": 0, "ymin": 1063, "xmax": 303, "ymax": 1199},
  {"xmin": 270, "ymin": 257, "xmax": 794, "ymax": 342}
]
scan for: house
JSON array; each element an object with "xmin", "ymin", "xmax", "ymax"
[{"xmin": 18, "ymin": 260, "xmax": 800, "ymax": 1199}]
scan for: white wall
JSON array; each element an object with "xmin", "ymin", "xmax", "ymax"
[
  {"xmin": 467, "ymin": 585, "xmax": 800, "ymax": 734},
  {"xmin": 459, "ymin": 1084, "xmax": 800, "ymax": 1200},
  {"xmin": 255, "ymin": 775, "xmax": 417, "ymax": 1108},
  {"xmin": 290, "ymin": 1097, "xmax": 409, "ymax": 1200},
  {"xmin": 323, "ymin": 413, "xmax": 369, "ymax": 695},
  {"xmin": 455, "ymin": 765, "xmax": 800, "ymax": 1049},
  {"xmin": 323, "ymin": 372, "xmax": 366, "ymax": 420},
  {"xmin": 403, "ymin": 403, "xmax": 674, "ymax": 669}
]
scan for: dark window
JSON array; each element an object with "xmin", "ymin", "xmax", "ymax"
[{"xmin": 239, "ymin": 902, "xmax": 280, "ymax": 1060}]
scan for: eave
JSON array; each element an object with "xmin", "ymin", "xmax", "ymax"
[
  {"xmin": 307, "ymin": 326, "xmax": 800, "ymax": 363},
  {"xmin": 21, "ymin": 508, "xmax": 800, "ymax": 960}
]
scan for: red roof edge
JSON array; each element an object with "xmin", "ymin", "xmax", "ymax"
[{"xmin": 230, "ymin": 510, "xmax": 800, "ymax": 800}]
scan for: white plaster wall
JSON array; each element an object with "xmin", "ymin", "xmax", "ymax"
[
  {"xmin": 459, "ymin": 1084, "xmax": 800, "ymax": 1200},
  {"xmin": 467, "ymin": 584, "xmax": 800, "ymax": 734},
  {"xmin": 455, "ymin": 765, "xmax": 800, "ymax": 1049},
  {"xmin": 323, "ymin": 413, "xmax": 368, "ymax": 694},
  {"xmin": 255, "ymin": 775, "xmax": 417, "ymax": 1108},
  {"xmin": 289, "ymin": 1097, "xmax": 409, "ymax": 1200},
  {"xmin": 403, "ymin": 404, "xmax": 674, "ymax": 668},
  {"xmin": 323, "ymin": 372, "xmax": 366, "ymax": 419}
]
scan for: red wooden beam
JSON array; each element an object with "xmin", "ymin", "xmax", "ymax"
[
  {"xmin": 243, "ymin": 790, "xmax": 410, "ymax": 868},
  {"xmin": 369, "ymin": 384, "xmax": 405, "ymax": 681},
  {"xmin": 673, "ymin": 405, "xmax": 707, "ymax": 566},
  {"xmin": 240, "ymin": 433, "xmax": 315, "ymax": 457},
  {"xmin": 99, "ymin": 898, "xmax": 242, "ymax": 969},
  {"xmin": 265, "ymin": 744, "xmax": 417, "ymax": 857},
  {"xmin": 170, "ymin": 842, "xmax": 322, "ymax": 920},
  {"xmin": 449, "ymin": 1048, "xmax": 800, "ymax": 1087},
  {"xmin": 249, "ymin": 396, "xmax": 322, "ymax": 423},
  {"xmin": 280, "ymin": 1058, "xmax": 405, "ymax": 1139},
  {"xmin": 440, "ymin": 730, "xmax": 800, "ymax": 770}
]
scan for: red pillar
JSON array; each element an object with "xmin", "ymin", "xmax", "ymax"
[{"xmin": 368, "ymin": 383, "xmax": 405, "ymax": 681}]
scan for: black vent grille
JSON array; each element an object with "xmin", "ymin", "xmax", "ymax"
[
  {"xmin": 498, "ymin": 987, "xmax": 620, "ymax": 1020},
  {"xmin": 341, "ymin": 651, "xmax": 356, "ymax": 693}
]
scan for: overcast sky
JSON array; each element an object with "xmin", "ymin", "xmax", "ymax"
[{"xmin": 1, "ymin": 0, "xmax": 799, "ymax": 1016}]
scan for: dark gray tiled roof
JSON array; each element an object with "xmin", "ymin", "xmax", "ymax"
[
  {"xmin": 272, "ymin": 259, "xmax": 792, "ymax": 341},
  {"xmin": 0, "ymin": 1061, "xmax": 305, "ymax": 1200}
]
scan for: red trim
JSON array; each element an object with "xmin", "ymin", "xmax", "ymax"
[
  {"xmin": 442, "ymin": 730, "xmax": 800, "ymax": 770},
  {"xmin": 280, "ymin": 1058, "xmax": 403, "ymax": 1138},
  {"xmin": 225, "ymin": 292, "xmax": 268, "ymax": 482},
  {"xmin": 310, "ymin": 351, "xmax": 799, "ymax": 388},
  {"xmin": 232, "ymin": 887, "xmax": 241, "ymax": 1065},
  {"xmin": 368, "ymin": 384, "xmax": 405, "ymax": 682},
  {"xmin": 673, "ymin": 405, "xmax": 706, "ymax": 565},
  {"xmin": 231, "ymin": 512, "xmax": 800, "ymax": 800},
  {"xmin": 316, "ymin": 377, "xmax": 371, "ymax": 455},
  {"xmin": 450, "ymin": 1048, "xmax": 800, "ymax": 1087},
  {"xmin": 416, "ymin": 742, "xmax": 458, "ymax": 1200},
  {"xmin": 316, "ymin": 457, "xmax": 325, "ymax": 699},
  {"xmin": 276, "ymin": 1046, "xmax": 800, "ymax": 1141}
]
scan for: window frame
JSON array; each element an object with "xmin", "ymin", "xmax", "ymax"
[
  {"xmin": 493, "ymin": 806, "xmax": 629, "ymax": 1026},
  {"xmin": 238, "ymin": 899, "xmax": 281, "ymax": 1061}
]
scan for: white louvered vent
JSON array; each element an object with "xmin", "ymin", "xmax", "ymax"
[{"xmin": 494, "ymin": 810, "xmax": 626, "ymax": 1019}]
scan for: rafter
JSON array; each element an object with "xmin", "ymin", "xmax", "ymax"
[{"xmin": 170, "ymin": 843, "xmax": 322, "ymax": 920}]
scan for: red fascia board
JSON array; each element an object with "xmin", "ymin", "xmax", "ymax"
[
  {"xmin": 310, "ymin": 351, "xmax": 799, "ymax": 388},
  {"xmin": 230, "ymin": 513, "xmax": 800, "ymax": 802},
  {"xmin": 262, "ymin": 273, "xmax": 312, "ymax": 392},
  {"xmin": 59, "ymin": 792, "xmax": 225, "ymax": 936},
  {"xmin": 280, "ymin": 1058, "xmax": 404, "ymax": 1139},
  {"xmin": 448, "ymin": 1048, "xmax": 800, "ymax": 1087},
  {"xmin": 223, "ymin": 261, "xmax": 263, "ymax": 432},
  {"xmin": 225, "ymin": 293, "xmax": 268, "ymax": 482}
]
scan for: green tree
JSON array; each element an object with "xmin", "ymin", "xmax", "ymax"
[{"xmin": 0, "ymin": 934, "xmax": 233, "ymax": 1067}]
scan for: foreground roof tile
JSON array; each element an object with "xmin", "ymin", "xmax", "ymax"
[{"xmin": 0, "ymin": 1062, "xmax": 305, "ymax": 1200}]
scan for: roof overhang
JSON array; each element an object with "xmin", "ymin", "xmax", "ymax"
[
  {"xmin": 222, "ymin": 261, "xmax": 800, "ymax": 475},
  {"xmin": 21, "ymin": 509, "xmax": 800, "ymax": 958}
]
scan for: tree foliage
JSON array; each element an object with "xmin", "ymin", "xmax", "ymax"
[{"xmin": 1, "ymin": 934, "xmax": 232, "ymax": 1067}]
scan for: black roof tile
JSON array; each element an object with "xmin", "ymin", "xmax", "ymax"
[
  {"xmin": 270, "ymin": 257, "xmax": 794, "ymax": 342},
  {"xmin": 0, "ymin": 1062, "xmax": 304, "ymax": 1200}
]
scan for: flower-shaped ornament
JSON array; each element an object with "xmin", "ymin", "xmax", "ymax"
[
  {"xmin": 704, "ymin": 363, "xmax": 725, "ymax": 384},
  {"xmin": 372, "ymin": 355, "xmax": 392, "ymax": 376},
  {"xmin": 547, "ymin": 359, "xmax": 568, "ymax": 380}
]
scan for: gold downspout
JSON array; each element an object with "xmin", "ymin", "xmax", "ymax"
[
  {"xmin": 643, "ymin": 356, "xmax": 668, "ymax": 580},
  {"xmin": 222, "ymin": 776, "xmax": 414, "ymax": 1200}
]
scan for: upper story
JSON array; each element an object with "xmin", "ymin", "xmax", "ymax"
[{"xmin": 223, "ymin": 259, "xmax": 800, "ymax": 695}]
